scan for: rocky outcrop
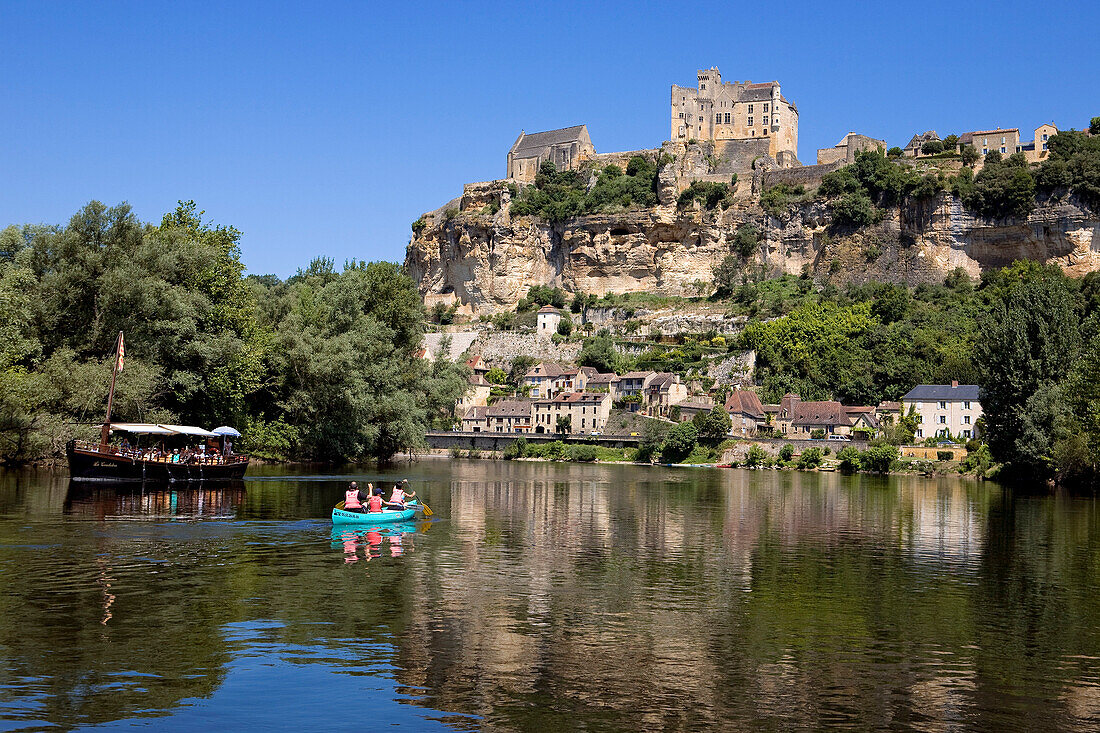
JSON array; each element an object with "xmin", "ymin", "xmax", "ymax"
[{"xmin": 405, "ymin": 184, "xmax": 1100, "ymax": 315}]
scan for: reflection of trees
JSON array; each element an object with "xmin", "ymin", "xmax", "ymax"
[
  {"xmin": 1, "ymin": 465, "xmax": 1100, "ymax": 729},
  {"xmin": 384, "ymin": 462, "xmax": 1100, "ymax": 730}
]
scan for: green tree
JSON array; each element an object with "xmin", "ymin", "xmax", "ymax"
[
  {"xmin": 921, "ymin": 140, "xmax": 944, "ymax": 155},
  {"xmin": 796, "ymin": 447, "xmax": 824, "ymax": 469},
  {"xmin": 976, "ymin": 266, "xmax": 1081, "ymax": 477},
  {"xmin": 556, "ymin": 414, "xmax": 572, "ymax": 435},
  {"xmin": 960, "ymin": 145, "xmax": 980, "ymax": 166},
  {"xmin": 837, "ymin": 446, "xmax": 862, "ymax": 472},
  {"xmin": 887, "ymin": 147, "xmax": 903, "ymax": 158},
  {"xmin": 745, "ymin": 443, "xmax": 768, "ymax": 467},
  {"xmin": 578, "ymin": 335, "xmax": 620, "ymax": 374},
  {"xmin": 696, "ymin": 407, "xmax": 732, "ymax": 444},
  {"xmin": 860, "ymin": 444, "xmax": 899, "ymax": 472},
  {"xmin": 660, "ymin": 422, "xmax": 698, "ymax": 462}
]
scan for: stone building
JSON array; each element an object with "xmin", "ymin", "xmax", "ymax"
[
  {"xmin": 536, "ymin": 306, "xmax": 562, "ymax": 337},
  {"xmin": 903, "ymin": 131, "xmax": 941, "ymax": 157},
  {"xmin": 816, "ymin": 133, "xmax": 887, "ymax": 165},
  {"xmin": 670, "ymin": 67, "xmax": 799, "ymax": 165},
  {"xmin": 507, "ymin": 125, "xmax": 595, "ymax": 183},
  {"xmin": 902, "ymin": 383, "xmax": 981, "ymax": 440},
  {"xmin": 532, "ymin": 392, "xmax": 612, "ymax": 435},
  {"xmin": 455, "ymin": 374, "xmax": 491, "ymax": 419},
  {"xmin": 959, "ymin": 128, "xmax": 1020, "ymax": 158}
]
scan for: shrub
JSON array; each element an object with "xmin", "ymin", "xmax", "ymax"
[
  {"xmin": 411, "ymin": 216, "xmax": 427, "ymax": 235},
  {"xmin": 810, "ymin": 428, "xmax": 826, "ymax": 440},
  {"xmin": 861, "ymin": 444, "xmax": 899, "ymax": 473},
  {"xmin": 833, "ymin": 191, "xmax": 878, "ymax": 226},
  {"xmin": 942, "ymin": 135, "xmax": 959, "ymax": 151},
  {"xmin": 745, "ymin": 443, "xmax": 768, "ymax": 467},
  {"xmin": 712, "ymin": 255, "xmax": 741, "ymax": 298},
  {"xmin": 937, "ymin": 450, "xmax": 955, "ymax": 461},
  {"xmin": 887, "ymin": 146, "xmax": 903, "ymax": 158},
  {"xmin": 796, "ymin": 447, "xmax": 824, "ymax": 470},
  {"xmin": 503, "ymin": 437, "xmax": 529, "ymax": 460},
  {"xmin": 837, "ymin": 445, "xmax": 862, "ymax": 472},
  {"xmin": 678, "ymin": 181, "xmax": 734, "ymax": 210},
  {"xmin": 778, "ymin": 444, "xmax": 794, "ymax": 461},
  {"xmin": 557, "ymin": 317, "xmax": 573, "ymax": 336},
  {"xmin": 660, "ymin": 422, "xmax": 699, "ymax": 462},
  {"xmin": 921, "ymin": 140, "xmax": 945, "ymax": 155},
  {"xmin": 760, "ymin": 183, "xmax": 805, "ymax": 217},
  {"xmin": 567, "ymin": 444, "xmax": 598, "ymax": 462},
  {"xmin": 960, "ymin": 145, "xmax": 980, "ymax": 167},
  {"xmin": 959, "ymin": 152, "xmax": 1036, "ymax": 219},
  {"xmin": 730, "ymin": 223, "xmax": 761, "ymax": 258},
  {"xmin": 486, "ymin": 367, "xmax": 508, "ymax": 385}
]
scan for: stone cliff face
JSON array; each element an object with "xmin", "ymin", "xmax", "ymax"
[{"xmin": 405, "ymin": 183, "xmax": 1100, "ymax": 315}]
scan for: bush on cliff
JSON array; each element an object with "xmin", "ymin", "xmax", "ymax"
[
  {"xmin": 954, "ymin": 151, "xmax": 1036, "ymax": 219},
  {"xmin": 760, "ymin": 183, "xmax": 806, "ymax": 217},
  {"xmin": 1035, "ymin": 129, "xmax": 1100, "ymax": 210},
  {"xmin": 678, "ymin": 180, "xmax": 734, "ymax": 210}
]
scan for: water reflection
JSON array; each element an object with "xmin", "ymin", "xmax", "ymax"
[
  {"xmin": 0, "ymin": 462, "xmax": 1097, "ymax": 731},
  {"xmin": 331, "ymin": 523, "xmax": 421, "ymax": 563}
]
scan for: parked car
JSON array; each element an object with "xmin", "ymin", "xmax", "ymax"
[{"xmin": 827, "ymin": 435, "xmax": 851, "ymax": 442}]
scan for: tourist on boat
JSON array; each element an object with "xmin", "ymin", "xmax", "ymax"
[
  {"xmin": 344, "ymin": 481, "xmax": 368, "ymax": 513},
  {"xmin": 384, "ymin": 482, "xmax": 408, "ymax": 509},
  {"xmin": 121, "ymin": 437, "xmax": 131, "ymax": 454},
  {"xmin": 367, "ymin": 485, "xmax": 384, "ymax": 513}
]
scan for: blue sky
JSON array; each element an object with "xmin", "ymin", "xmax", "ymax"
[{"xmin": 1, "ymin": 0, "xmax": 1095, "ymax": 278}]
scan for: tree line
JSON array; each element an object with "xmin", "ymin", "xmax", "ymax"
[{"xmin": 0, "ymin": 201, "xmax": 467, "ymax": 465}]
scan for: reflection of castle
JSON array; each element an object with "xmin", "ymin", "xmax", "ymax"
[{"xmin": 391, "ymin": 464, "xmax": 1001, "ymax": 728}]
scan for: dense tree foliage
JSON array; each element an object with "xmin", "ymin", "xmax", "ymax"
[
  {"xmin": 677, "ymin": 181, "xmax": 734, "ymax": 210},
  {"xmin": 511, "ymin": 158, "xmax": 663, "ymax": 223},
  {"xmin": 0, "ymin": 201, "xmax": 466, "ymax": 464},
  {"xmin": 975, "ymin": 262, "xmax": 1100, "ymax": 484},
  {"xmin": 740, "ymin": 277, "xmax": 983, "ymax": 405}
]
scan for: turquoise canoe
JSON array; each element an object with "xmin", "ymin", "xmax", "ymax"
[{"xmin": 331, "ymin": 500, "xmax": 418, "ymax": 525}]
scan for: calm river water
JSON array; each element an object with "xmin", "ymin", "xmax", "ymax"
[{"xmin": 1, "ymin": 460, "xmax": 1099, "ymax": 731}]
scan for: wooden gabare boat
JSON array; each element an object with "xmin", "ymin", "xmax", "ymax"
[{"xmin": 66, "ymin": 332, "xmax": 249, "ymax": 483}]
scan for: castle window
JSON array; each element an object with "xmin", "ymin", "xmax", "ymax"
[
  {"xmin": 724, "ymin": 113, "xmax": 730, "ymax": 124},
  {"xmin": 1042, "ymin": 133, "xmax": 1048, "ymax": 141},
  {"xmin": 700, "ymin": 83, "xmax": 705, "ymax": 90},
  {"xmin": 698, "ymin": 116, "xmax": 703, "ymax": 122},
  {"xmin": 764, "ymin": 116, "xmax": 769, "ymax": 126},
  {"xmin": 1000, "ymin": 147, "xmax": 1006, "ymax": 154},
  {"xmin": 748, "ymin": 104, "xmax": 754, "ymax": 114},
  {"xmin": 716, "ymin": 113, "xmax": 721, "ymax": 124},
  {"xmin": 763, "ymin": 129, "xmax": 768, "ymax": 135},
  {"xmin": 748, "ymin": 116, "xmax": 754, "ymax": 126},
  {"xmin": 764, "ymin": 103, "xmax": 769, "ymax": 112},
  {"xmin": 1043, "ymin": 143, "xmax": 1048, "ymax": 150},
  {"xmin": 982, "ymin": 148, "xmax": 988, "ymax": 155},
  {"xmin": 678, "ymin": 112, "xmax": 683, "ymax": 118}
]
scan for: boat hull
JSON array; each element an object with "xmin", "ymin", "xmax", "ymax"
[
  {"xmin": 67, "ymin": 442, "xmax": 249, "ymax": 483},
  {"xmin": 331, "ymin": 503, "xmax": 418, "ymax": 525}
]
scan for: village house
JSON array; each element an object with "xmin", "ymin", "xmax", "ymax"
[
  {"xmin": 461, "ymin": 405, "xmax": 489, "ymax": 432},
  {"xmin": 531, "ymin": 392, "xmax": 613, "ymax": 435},
  {"xmin": 958, "ymin": 124, "xmax": 1058, "ymax": 164},
  {"xmin": 455, "ymin": 374, "xmax": 491, "ymax": 419},
  {"xmin": 675, "ymin": 398, "xmax": 715, "ymax": 423},
  {"xmin": 644, "ymin": 373, "xmax": 689, "ymax": 418},
  {"xmin": 536, "ymin": 306, "xmax": 563, "ymax": 337},
  {"xmin": 903, "ymin": 131, "xmax": 940, "ymax": 157},
  {"xmin": 486, "ymin": 400, "xmax": 533, "ymax": 434},
  {"xmin": 464, "ymin": 355, "xmax": 491, "ymax": 379},
  {"xmin": 585, "ymin": 372, "xmax": 620, "ymax": 400},
  {"xmin": 724, "ymin": 390, "xmax": 767, "ymax": 436},
  {"xmin": 775, "ymin": 394, "xmax": 878, "ymax": 438},
  {"xmin": 617, "ymin": 371, "xmax": 657, "ymax": 411},
  {"xmin": 902, "ymin": 382, "xmax": 981, "ymax": 440}
]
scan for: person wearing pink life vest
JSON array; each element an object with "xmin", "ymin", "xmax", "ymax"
[
  {"xmin": 344, "ymin": 482, "xmax": 369, "ymax": 513},
  {"xmin": 366, "ymin": 487, "xmax": 384, "ymax": 513},
  {"xmin": 385, "ymin": 479, "xmax": 415, "ymax": 509}
]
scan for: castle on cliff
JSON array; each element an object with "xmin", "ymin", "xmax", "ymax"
[{"xmin": 670, "ymin": 67, "xmax": 799, "ymax": 167}]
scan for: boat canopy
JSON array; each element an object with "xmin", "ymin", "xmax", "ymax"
[
  {"xmin": 157, "ymin": 424, "xmax": 221, "ymax": 438},
  {"xmin": 108, "ymin": 423, "xmax": 177, "ymax": 435}
]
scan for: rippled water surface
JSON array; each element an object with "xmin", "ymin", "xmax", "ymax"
[{"xmin": 1, "ymin": 460, "xmax": 1099, "ymax": 731}]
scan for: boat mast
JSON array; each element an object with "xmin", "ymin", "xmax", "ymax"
[{"xmin": 100, "ymin": 331, "xmax": 124, "ymax": 447}]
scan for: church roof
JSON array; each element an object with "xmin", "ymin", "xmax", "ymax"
[{"xmin": 511, "ymin": 125, "xmax": 588, "ymax": 158}]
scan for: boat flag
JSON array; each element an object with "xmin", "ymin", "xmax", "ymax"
[{"xmin": 116, "ymin": 333, "xmax": 125, "ymax": 373}]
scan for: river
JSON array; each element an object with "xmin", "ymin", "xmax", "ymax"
[{"xmin": 0, "ymin": 459, "xmax": 1098, "ymax": 731}]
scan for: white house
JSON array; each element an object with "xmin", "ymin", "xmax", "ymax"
[
  {"xmin": 536, "ymin": 306, "xmax": 562, "ymax": 337},
  {"xmin": 902, "ymin": 382, "xmax": 982, "ymax": 440}
]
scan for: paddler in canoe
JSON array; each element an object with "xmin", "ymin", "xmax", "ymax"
[{"xmin": 343, "ymin": 482, "xmax": 371, "ymax": 513}]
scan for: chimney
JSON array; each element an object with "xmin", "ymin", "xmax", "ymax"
[{"xmin": 951, "ymin": 380, "xmax": 959, "ymax": 388}]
